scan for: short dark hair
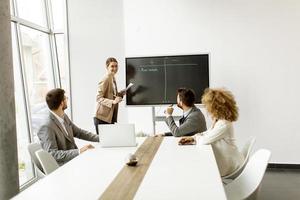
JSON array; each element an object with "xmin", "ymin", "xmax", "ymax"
[
  {"xmin": 177, "ymin": 88, "xmax": 195, "ymax": 107},
  {"xmin": 46, "ymin": 88, "xmax": 65, "ymax": 110},
  {"xmin": 106, "ymin": 57, "xmax": 118, "ymax": 67}
]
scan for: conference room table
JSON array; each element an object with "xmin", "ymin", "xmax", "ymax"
[{"xmin": 13, "ymin": 137, "xmax": 227, "ymax": 200}]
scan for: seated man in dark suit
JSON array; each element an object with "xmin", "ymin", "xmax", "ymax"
[
  {"xmin": 37, "ymin": 88, "xmax": 99, "ymax": 166},
  {"xmin": 161, "ymin": 88, "xmax": 207, "ymax": 137}
]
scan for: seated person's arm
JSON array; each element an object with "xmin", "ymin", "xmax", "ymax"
[
  {"xmin": 71, "ymin": 121, "xmax": 99, "ymax": 142},
  {"xmin": 163, "ymin": 116, "xmax": 172, "ymax": 136},
  {"xmin": 196, "ymin": 123, "xmax": 228, "ymax": 145},
  {"xmin": 38, "ymin": 125, "xmax": 79, "ymax": 163},
  {"xmin": 163, "ymin": 116, "xmax": 175, "ymax": 136},
  {"xmin": 165, "ymin": 116, "xmax": 199, "ymax": 137}
]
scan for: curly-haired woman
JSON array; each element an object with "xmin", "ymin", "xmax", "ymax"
[{"xmin": 196, "ymin": 88, "xmax": 244, "ymax": 177}]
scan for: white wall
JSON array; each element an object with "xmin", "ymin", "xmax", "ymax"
[
  {"xmin": 68, "ymin": 0, "xmax": 127, "ymax": 132},
  {"xmin": 68, "ymin": 0, "xmax": 300, "ymax": 163},
  {"xmin": 123, "ymin": 0, "xmax": 300, "ymax": 163}
]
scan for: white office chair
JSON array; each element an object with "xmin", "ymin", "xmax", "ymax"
[
  {"xmin": 224, "ymin": 149, "xmax": 271, "ymax": 200},
  {"xmin": 35, "ymin": 149, "xmax": 59, "ymax": 175},
  {"xmin": 28, "ymin": 143, "xmax": 45, "ymax": 177},
  {"xmin": 222, "ymin": 137, "xmax": 256, "ymax": 181}
]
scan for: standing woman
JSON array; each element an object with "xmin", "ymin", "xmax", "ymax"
[{"xmin": 94, "ymin": 57, "xmax": 124, "ymax": 135}]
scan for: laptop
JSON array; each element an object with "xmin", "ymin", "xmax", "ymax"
[{"xmin": 99, "ymin": 124, "xmax": 137, "ymax": 147}]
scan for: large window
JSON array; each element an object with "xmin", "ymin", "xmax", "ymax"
[
  {"xmin": 10, "ymin": 0, "xmax": 71, "ymax": 188},
  {"xmin": 20, "ymin": 26, "xmax": 55, "ymax": 141}
]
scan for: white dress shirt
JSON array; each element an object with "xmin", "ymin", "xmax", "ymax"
[
  {"xmin": 50, "ymin": 110, "xmax": 69, "ymax": 136},
  {"xmin": 183, "ymin": 107, "xmax": 192, "ymax": 118}
]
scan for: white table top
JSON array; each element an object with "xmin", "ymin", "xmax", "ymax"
[
  {"xmin": 14, "ymin": 138, "xmax": 145, "ymax": 200},
  {"xmin": 13, "ymin": 137, "xmax": 226, "ymax": 200},
  {"xmin": 134, "ymin": 138, "xmax": 227, "ymax": 200}
]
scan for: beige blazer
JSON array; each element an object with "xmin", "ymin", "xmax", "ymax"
[
  {"xmin": 196, "ymin": 120, "xmax": 245, "ymax": 177},
  {"xmin": 95, "ymin": 74, "xmax": 119, "ymax": 123}
]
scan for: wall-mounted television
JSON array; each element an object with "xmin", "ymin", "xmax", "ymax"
[{"xmin": 125, "ymin": 54, "xmax": 209, "ymax": 105}]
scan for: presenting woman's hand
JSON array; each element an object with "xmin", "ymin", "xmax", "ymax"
[
  {"xmin": 117, "ymin": 90, "xmax": 126, "ymax": 98},
  {"xmin": 113, "ymin": 96, "xmax": 123, "ymax": 104}
]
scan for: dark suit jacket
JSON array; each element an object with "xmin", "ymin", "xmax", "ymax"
[
  {"xmin": 165, "ymin": 106, "xmax": 207, "ymax": 137},
  {"xmin": 37, "ymin": 112, "xmax": 99, "ymax": 165}
]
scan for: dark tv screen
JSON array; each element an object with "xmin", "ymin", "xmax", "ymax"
[{"xmin": 125, "ymin": 54, "xmax": 209, "ymax": 105}]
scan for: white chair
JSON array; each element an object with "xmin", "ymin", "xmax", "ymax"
[
  {"xmin": 35, "ymin": 149, "xmax": 59, "ymax": 175},
  {"xmin": 28, "ymin": 143, "xmax": 45, "ymax": 177},
  {"xmin": 222, "ymin": 137, "xmax": 256, "ymax": 181},
  {"xmin": 241, "ymin": 137, "xmax": 256, "ymax": 160},
  {"xmin": 224, "ymin": 149, "xmax": 271, "ymax": 200}
]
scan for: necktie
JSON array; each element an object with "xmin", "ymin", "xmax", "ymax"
[{"xmin": 179, "ymin": 116, "xmax": 185, "ymax": 125}]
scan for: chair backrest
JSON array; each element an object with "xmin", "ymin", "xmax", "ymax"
[
  {"xmin": 241, "ymin": 137, "xmax": 256, "ymax": 159},
  {"xmin": 35, "ymin": 149, "xmax": 59, "ymax": 175},
  {"xmin": 222, "ymin": 137, "xmax": 256, "ymax": 180},
  {"xmin": 225, "ymin": 149, "xmax": 271, "ymax": 200},
  {"xmin": 28, "ymin": 143, "xmax": 44, "ymax": 174}
]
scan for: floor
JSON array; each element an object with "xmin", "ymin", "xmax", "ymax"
[{"xmin": 258, "ymin": 168, "xmax": 300, "ymax": 200}]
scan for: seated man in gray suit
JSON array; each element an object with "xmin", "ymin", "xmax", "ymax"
[
  {"xmin": 38, "ymin": 88, "xmax": 99, "ymax": 166},
  {"xmin": 162, "ymin": 88, "xmax": 207, "ymax": 137}
]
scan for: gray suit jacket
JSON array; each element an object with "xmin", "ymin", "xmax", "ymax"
[
  {"xmin": 165, "ymin": 106, "xmax": 207, "ymax": 137},
  {"xmin": 37, "ymin": 112, "xmax": 99, "ymax": 165}
]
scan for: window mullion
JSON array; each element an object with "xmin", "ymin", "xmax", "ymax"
[
  {"xmin": 15, "ymin": 23, "xmax": 34, "ymax": 144},
  {"xmin": 11, "ymin": 16, "xmax": 50, "ymax": 34},
  {"xmin": 10, "ymin": 0, "xmax": 15, "ymax": 16},
  {"xmin": 54, "ymin": 34, "xmax": 62, "ymax": 87},
  {"xmin": 12, "ymin": 0, "xmax": 18, "ymax": 17},
  {"xmin": 45, "ymin": 0, "xmax": 60, "ymax": 88},
  {"xmin": 65, "ymin": 0, "xmax": 73, "ymax": 119}
]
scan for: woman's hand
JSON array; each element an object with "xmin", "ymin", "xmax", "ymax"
[
  {"xmin": 117, "ymin": 90, "xmax": 126, "ymax": 97},
  {"xmin": 113, "ymin": 96, "xmax": 123, "ymax": 104}
]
